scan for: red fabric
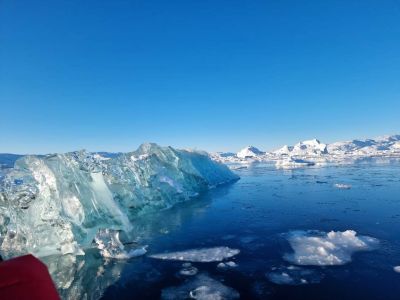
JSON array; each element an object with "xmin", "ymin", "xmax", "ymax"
[{"xmin": 0, "ymin": 254, "xmax": 60, "ymax": 300}]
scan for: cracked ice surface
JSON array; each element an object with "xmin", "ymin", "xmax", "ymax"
[
  {"xmin": 284, "ymin": 230, "xmax": 379, "ymax": 266},
  {"xmin": 0, "ymin": 143, "xmax": 238, "ymax": 258},
  {"xmin": 149, "ymin": 247, "xmax": 240, "ymax": 262}
]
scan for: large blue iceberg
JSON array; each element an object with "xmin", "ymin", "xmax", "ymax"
[{"xmin": 0, "ymin": 143, "xmax": 238, "ymax": 258}]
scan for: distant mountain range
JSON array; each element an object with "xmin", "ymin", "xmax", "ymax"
[
  {"xmin": 2, "ymin": 135, "xmax": 400, "ymax": 170},
  {"xmin": 212, "ymin": 135, "xmax": 400, "ymax": 165}
]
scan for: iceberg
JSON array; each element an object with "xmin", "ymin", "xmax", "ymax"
[{"xmin": 0, "ymin": 143, "xmax": 238, "ymax": 259}]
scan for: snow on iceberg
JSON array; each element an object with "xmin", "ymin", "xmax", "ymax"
[
  {"xmin": 283, "ymin": 230, "xmax": 378, "ymax": 266},
  {"xmin": 149, "ymin": 246, "xmax": 240, "ymax": 262},
  {"xmin": 0, "ymin": 143, "xmax": 239, "ymax": 258}
]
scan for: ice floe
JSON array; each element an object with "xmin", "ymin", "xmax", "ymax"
[
  {"xmin": 179, "ymin": 262, "xmax": 199, "ymax": 276},
  {"xmin": 149, "ymin": 247, "xmax": 240, "ymax": 262},
  {"xmin": 161, "ymin": 274, "xmax": 240, "ymax": 299},
  {"xmin": 284, "ymin": 230, "xmax": 379, "ymax": 266},
  {"xmin": 394, "ymin": 266, "xmax": 400, "ymax": 273},
  {"xmin": 266, "ymin": 265, "xmax": 324, "ymax": 285},
  {"xmin": 334, "ymin": 183, "xmax": 352, "ymax": 189},
  {"xmin": 217, "ymin": 261, "xmax": 238, "ymax": 270},
  {"xmin": 275, "ymin": 158, "xmax": 315, "ymax": 169}
]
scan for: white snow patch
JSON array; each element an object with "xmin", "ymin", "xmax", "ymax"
[
  {"xmin": 284, "ymin": 230, "xmax": 378, "ymax": 266},
  {"xmin": 149, "ymin": 247, "xmax": 240, "ymax": 262}
]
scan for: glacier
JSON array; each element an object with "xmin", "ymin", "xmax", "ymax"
[{"xmin": 0, "ymin": 143, "xmax": 238, "ymax": 259}]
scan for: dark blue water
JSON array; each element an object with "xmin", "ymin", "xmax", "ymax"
[{"xmin": 70, "ymin": 162, "xmax": 400, "ymax": 299}]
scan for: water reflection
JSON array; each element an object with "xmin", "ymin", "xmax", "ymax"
[{"xmin": 42, "ymin": 184, "xmax": 234, "ymax": 299}]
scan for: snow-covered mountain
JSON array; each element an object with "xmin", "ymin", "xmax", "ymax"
[
  {"xmin": 212, "ymin": 134, "xmax": 400, "ymax": 166},
  {"xmin": 274, "ymin": 139, "xmax": 327, "ymax": 156},
  {"xmin": 237, "ymin": 146, "xmax": 265, "ymax": 158}
]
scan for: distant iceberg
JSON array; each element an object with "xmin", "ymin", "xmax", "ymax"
[
  {"xmin": 0, "ymin": 143, "xmax": 238, "ymax": 258},
  {"xmin": 212, "ymin": 134, "xmax": 400, "ymax": 166}
]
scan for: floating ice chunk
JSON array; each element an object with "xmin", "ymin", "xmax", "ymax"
[
  {"xmin": 275, "ymin": 158, "xmax": 315, "ymax": 169},
  {"xmin": 284, "ymin": 230, "xmax": 378, "ymax": 266},
  {"xmin": 94, "ymin": 229, "xmax": 147, "ymax": 259},
  {"xmin": 334, "ymin": 183, "xmax": 352, "ymax": 189},
  {"xmin": 161, "ymin": 274, "xmax": 239, "ymax": 299},
  {"xmin": 266, "ymin": 265, "xmax": 324, "ymax": 285},
  {"xmin": 217, "ymin": 261, "xmax": 238, "ymax": 270},
  {"xmin": 179, "ymin": 263, "xmax": 198, "ymax": 276},
  {"xmin": 394, "ymin": 266, "xmax": 400, "ymax": 273},
  {"xmin": 150, "ymin": 247, "xmax": 240, "ymax": 262}
]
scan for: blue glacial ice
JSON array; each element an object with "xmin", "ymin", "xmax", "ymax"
[{"xmin": 0, "ymin": 143, "xmax": 238, "ymax": 258}]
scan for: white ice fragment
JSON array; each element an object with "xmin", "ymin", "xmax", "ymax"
[
  {"xmin": 394, "ymin": 266, "xmax": 400, "ymax": 273},
  {"xmin": 266, "ymin": 265, "xmax": 324, "ymax": 285},
  {"xmin": 179, "ymin": 263, "xmax": 198, "ymax": 276},
  {"xmin": 150, "ymin": 247, "xmax": 240, "ymax": 262},
  {"xmin": 275, "ymin": 158, "xmax": 315, "ymax": 169},
  {"xmin": 161, "ymin": 274, "xmax": 239, "ymax": 299},
  {"xmin": 217, "ymin": 261, "xmax": 238, "ymax": 270},
  {"xmin": 284, "ymin": 230, "xmax": 378, "ymax": 266},
  {"xmin": 334, "ymin": 183, "xmax": 352, "ymax": 189}
]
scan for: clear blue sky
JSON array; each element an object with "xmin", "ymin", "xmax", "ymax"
[{"xmin": 1, "ymin": 0, "xmax": 399, "ymax": 154}]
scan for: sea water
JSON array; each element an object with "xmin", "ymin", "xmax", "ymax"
[{"xmin": 46, "ymin": 161, "xmax": 400, "ymax": 299}]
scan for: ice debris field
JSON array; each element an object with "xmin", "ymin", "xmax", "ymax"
[{"xmin": 1, "ymin": 136, "xmax": 400, "ymax": 299}]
